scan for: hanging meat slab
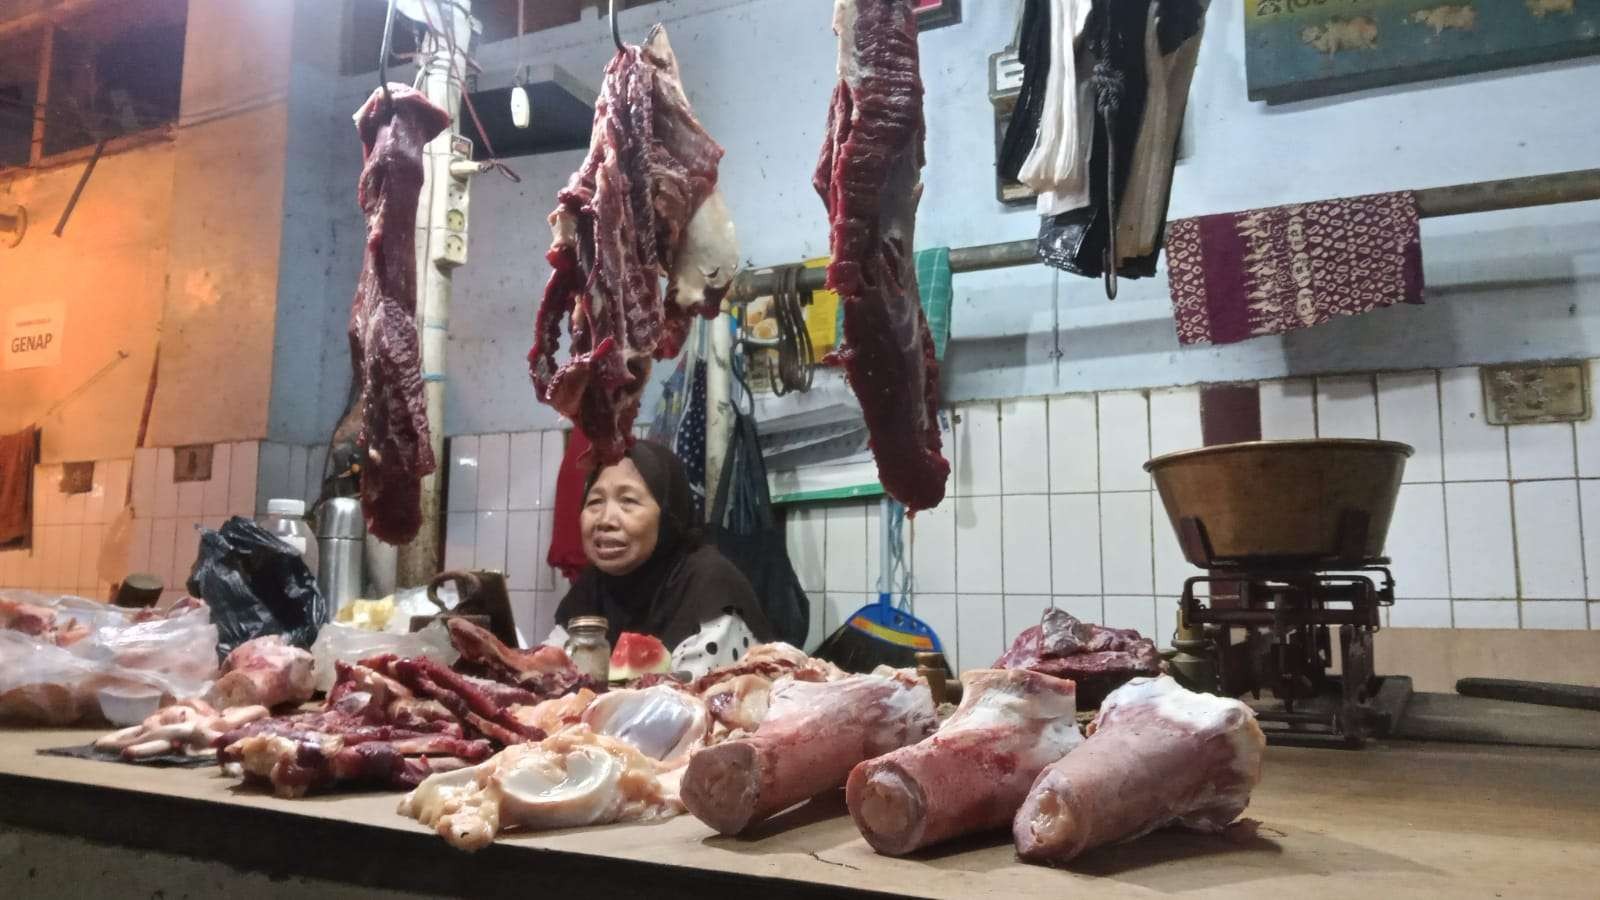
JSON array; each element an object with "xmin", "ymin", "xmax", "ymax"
[
  {"xmin": 847, "ymin": 668, "xmax": 1083, "ymax": 856},
  {"xmin": 349, "ymin": 85, "xmax": 452, "ymax": 544},
  {"xmin": 531, "ymin": 25, "xmax": 739, "ymax": 463},
  {"xmin": 814, "ymin": 0, "xmax": 949, "ymax": 511},
  {"xmin": 679, "ymin": 669, "xmax": 936, "ymax": 835},
  {"xmin": 1013, "ymin": 675, "xmax": 1266, "ymax": 863}
]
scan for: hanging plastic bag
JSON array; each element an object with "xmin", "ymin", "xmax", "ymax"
[
  {"xmin": 705, "ymin": 407, "xmax": 811, "ymax": 647},
  {"xmin": 187, "ymin": 516, "xmax": 327, "ymax": 659}
]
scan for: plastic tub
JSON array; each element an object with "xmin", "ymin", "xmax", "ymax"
[{"xmin": 97, "ymin": 685, "xmax": 162, "ymax": 727}]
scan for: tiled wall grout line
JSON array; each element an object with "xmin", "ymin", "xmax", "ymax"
[
  {"xmin": 1506, "ymin": 480, "xmax": 1524, "ymax": 627},
  {"xmin": 1433, "ymin": 370, "xmax": 1457, "ymax": 625},
  {"xmin": 996, "ymin": 401, "xmax": 1008, "ymax": 640},
  {"xmin": 1093, "ymin": 394, "xmax": 1106, "ymax": 624},
  {"xmin": 1042, "ymin": 399, "xmax": 1057, "ymax": 616}
]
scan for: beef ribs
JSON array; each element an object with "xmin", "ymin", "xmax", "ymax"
[
  {"xmin": 995, "ymin": 607, "xmax": 1163, "ymax": 707},
  {"xmin": 349, "ymin": 85, "xmax": 452, "ymax": 544},
  {"xmin": 814, "ymin": 0, "xmax": 949, "ymax": 512},
  {"xmin": 531, "ymin": 26, "xmax": 738, "ymax": 463}
]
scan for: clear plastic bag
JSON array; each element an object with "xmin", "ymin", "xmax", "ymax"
[
  {"xmin": 0, "ymin": 591, "xmax": 220, "ymax": 725},
  {"xmin": 309, "ymin": 619, "xmax": 459, "ymax": 693}
]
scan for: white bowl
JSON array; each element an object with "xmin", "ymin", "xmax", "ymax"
[{"xmin": 97, "ymin": 685, "xmax": 162, "ymax": 727}]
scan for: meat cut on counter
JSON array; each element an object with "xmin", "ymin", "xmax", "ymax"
[
  {"xmin": 996, "ymin": 607, "xmax": 1164, "ymax": 707},
  {"xmin": 215, "ymin": 620, "xmax": 587, "ymax": 797},
  {"xmin": 400, "ymin": 726, "xmax": 682, "ymax": 851},
  {"xmin": 1013, "ymin": 675, "xmax": 1266, "ymax": 863},
  {"xmin": 680, "ymin": 668, "xmax": 937, "ymax": 835},
  {"xmin": 814, "ymin": 0, "xmax": 949, "ymax": 512},
  {"xmin": 348, "ymin": 84, "xmax": 452, "ymax": 544},
  {"xmin": 531, "ymin": 24, "xmax": 738, "ymax": 463},
  {"xmin": 847, "ymin": 668, "xmax": 1082, "ymax": 856},
  {"xmin": 95, "ymin": 700, "xmax": 268, "ymax": 760},
  {"xmin": 209, "ymin": 635, "xmax": 316, "ymax": 711}
]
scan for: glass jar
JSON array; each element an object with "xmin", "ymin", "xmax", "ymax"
[{"xmin": 565, "ymin": 616, "xmax": 611, "ymax": 683}]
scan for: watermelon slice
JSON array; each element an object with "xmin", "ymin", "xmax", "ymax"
[{"xmin": 610, "ymin": 632, "xmax": 671, "ymax": 681}]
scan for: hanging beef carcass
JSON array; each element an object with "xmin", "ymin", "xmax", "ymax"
[
  {"xmin": 814, "ymin": 0, "xmax": 949, "ymax": 511},
  {"xmin": 349, "ymin": 85, "xmax": 452, "ymax": 544},
  {"xmin": 531, "ymin": 25, "xmax": 739, "ymax": 463}
]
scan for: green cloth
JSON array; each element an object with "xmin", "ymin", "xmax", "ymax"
[
  {"xmin": 832, "ymin": 247, "xmax": 954, "ymax": 361},
  {"xmin": 915, "ymin": 247, "xmax": 953, "ymax": 360}
]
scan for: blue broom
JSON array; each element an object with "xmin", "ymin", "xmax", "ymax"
[{"xmin": 814, "ymin": 497, "xmax": 950, "ymax": 674}]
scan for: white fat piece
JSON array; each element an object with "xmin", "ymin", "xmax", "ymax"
[
  {"xmin": 581, "ymin": 685, "xmax": 709, "ymax": 765},
  {"xmin": 670, "ymin": 190, "xmax": 739, "ymax": 308}
]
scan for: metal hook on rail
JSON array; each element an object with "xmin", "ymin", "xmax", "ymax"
[
  {"xmin": 609, "ymin": 0, "xmax": 626, "ymax": 52},
  {"xmin": 378, "ymin": 0, "xmax": 399, "ymax": 107}
]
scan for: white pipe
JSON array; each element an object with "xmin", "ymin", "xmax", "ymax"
[{"xmin": 397, "ymin": 0, "xmax": 471, "ymax": 587}]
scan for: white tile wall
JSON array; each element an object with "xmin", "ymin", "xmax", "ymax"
[
  {"xmin": 1316, "ymin": 375, "xmax": 1378, "ymax": 439},
  {"xmin": 954, "ymin": 496, "xmax": 1004, "ymax": 594},
  {"xmin": 1148, "ymin": 386, "xmax": 1202, "ymax": 459},
  {"xmin": 1386, "ymin": 483, "xmax": 1451, "ymax": 599},
  {"xmin": 1049, "ymin": 494, "xmax": 1101, "ymax": 596},
  {"xmin": 1097, "ymin": 392, "xmax": 1150, "ymax": 492},
  {"xmin": 1512, "ymin": 480, "xmax": 1584, "ymax": 599},
  {"xmin": 1260, "ymin": 378, "xmax": 1316, "ymax": 439},
  {"xmin": 1047, "ymin": 394, "xmax": 1098, "ymax": 493},
  {"xmin": 999, "ymin": 399, "xmax": 1049, "ymax": 494},
  {"xmin": 427, "ymin": 369, "xmax": 1600, "ymax": 675},
  {"xmin": 1377, "ymin": 371, "xmax": 1443, "ymax": 483},
  {"xmin": 1508, "ymin": 422, "xmax": 1575, "ymax": 481},
  {"xmin": 1439, "ymin": 367, "xmax": 1508, "ymax": 481},
  {"xmin": 955, "ymin": 403, "xmax": 1002, "ymax": 496},
  {"xmin": 1100, "ymin": 491, "xmax": 1153, "ymax": 596},
  {"xmin": 1, "ymin": 457, "xmax": 149, "ymax": 598},
  {"xmin": 1001, "ymin": 494, "xmax": 1052, "ymax": 594},
  {"xmin": 1445, "ymin": 481, "xmax": 1517, "ymax": 599}
]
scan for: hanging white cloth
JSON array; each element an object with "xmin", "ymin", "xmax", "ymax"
[
  {"xmin": 703, "ymin": 313, "xmax": 735, "ymax": 521},
  {"xmin": 1017, "ymin": 0, "xmax": 1095, "ymax": 217}
]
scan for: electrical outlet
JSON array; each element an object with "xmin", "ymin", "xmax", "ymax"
[{"xmin": 173, "ymin": 444, "xmax": 213, "ymax": 483}]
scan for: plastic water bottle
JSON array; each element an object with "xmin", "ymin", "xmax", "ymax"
[{"xmin": 259, "ymin": 498, "xmax": 319, "ymax": 579}]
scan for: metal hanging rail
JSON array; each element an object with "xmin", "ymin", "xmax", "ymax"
[{"xmin": 726, "ymin": 167, "xmax": 1600, "ymax": 304}]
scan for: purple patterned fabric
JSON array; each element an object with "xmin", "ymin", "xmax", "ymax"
[{"xmin": 1166, "ymin": 191, "xmax": 1424, "ymax": 346}]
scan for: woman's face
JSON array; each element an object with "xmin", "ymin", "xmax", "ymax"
[{"xmin": 580, "ymin": 458, "xmax": 662, "ymax": 576}]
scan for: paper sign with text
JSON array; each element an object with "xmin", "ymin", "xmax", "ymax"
[{"xmin": 5, "ymin": 302, "xmax": 66, "ymax": 370}]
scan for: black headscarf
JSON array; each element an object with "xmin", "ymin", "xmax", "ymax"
[{"xmin": 554, "ymin": 441, "xmax": 775, "ymax": 650}]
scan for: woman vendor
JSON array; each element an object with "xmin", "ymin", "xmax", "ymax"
[{"xmin": 553, "ymin": 440, "xmax": 775, "ymax": 659}]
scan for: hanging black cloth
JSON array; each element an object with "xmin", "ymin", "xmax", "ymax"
[
  {"xmin": 1037, "ymin": 0, "xmax": 1153, "ymax": 279},
  {"xmin": 705, "ymin": 406, "xmax": 812, "ymax": 649},
  {"xmin": 997, "ymin": 0, "xmax": 1052, "ymax": 182}
]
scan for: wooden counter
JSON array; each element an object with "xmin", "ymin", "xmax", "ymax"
[{"xmin": 2, "ymin": 729, "xmax": 1597, "ymax": 899}]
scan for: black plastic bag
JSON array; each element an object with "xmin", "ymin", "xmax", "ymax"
[
  {"xmin": 706, "ymin": 409, "xmax": 810, "ymax": 648},
  {"xmin": 187, "ymin": 516, "xmax": 327, "ymax": 660}
]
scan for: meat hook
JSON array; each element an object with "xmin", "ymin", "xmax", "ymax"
[
  {"xmin": 379, "ymin": 0, "xmax": 399, "ymax": 106},
  {"xmin": 610, "ymin": 0, "xmax": 626, "ymax": 52}
]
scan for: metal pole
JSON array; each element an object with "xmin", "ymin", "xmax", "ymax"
[
  {"xmin": 724, "ymin": 167, "xmax": 1600, "ymax": 304},
  {"xmin": 397, "ymin": 1, "xmax": 471, "ymax": 588}
]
